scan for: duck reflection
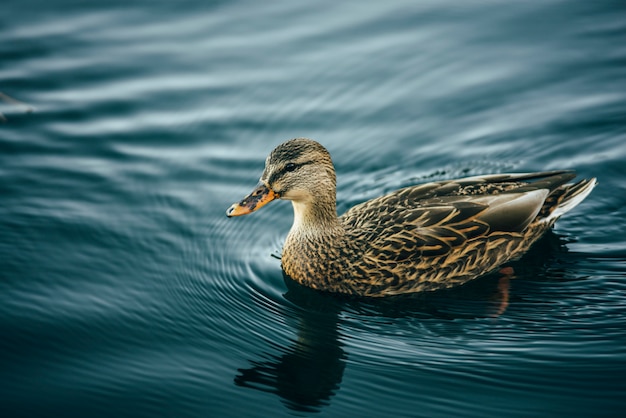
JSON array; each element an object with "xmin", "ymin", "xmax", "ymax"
[
  {"xmin": 234, "ymin": 281, "xmax": 345, "ymax": 413},
  {"xmin": 235, "ymin": 232, "xmax": 568, "ymax": 412}
]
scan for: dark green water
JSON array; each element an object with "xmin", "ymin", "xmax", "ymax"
[{"xmin": 2, "ymin": 1, "xmax": 625, "ymax": 417}]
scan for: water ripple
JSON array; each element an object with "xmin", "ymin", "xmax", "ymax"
[{"xmin": 2, "ymin": 0, "xmax": 626, "ymax": 416}]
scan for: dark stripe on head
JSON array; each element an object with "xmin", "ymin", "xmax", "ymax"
[{"xmin": 267, "ymin": 160, "xmax": 314, "ymax": 186}]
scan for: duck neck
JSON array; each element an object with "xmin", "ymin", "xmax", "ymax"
[{"xmin": 289, "ymin": 195, "xmax": 342, "ymax": 237}]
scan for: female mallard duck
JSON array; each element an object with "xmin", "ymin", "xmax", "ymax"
[{"xmin": 227, "ymin": 138, "xmax": 596, "ymax": 297}]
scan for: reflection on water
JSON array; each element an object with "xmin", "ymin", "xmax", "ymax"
[{"xmin": 236, "ymin": 283, "xmax": 345, "ymax": 412}]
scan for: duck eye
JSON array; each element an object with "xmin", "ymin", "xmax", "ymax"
[{"xmin": 285, "ymin": 163, "xmax": 297, "ymax": 172}]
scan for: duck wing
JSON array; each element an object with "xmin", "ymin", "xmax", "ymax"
[{"xmin": 341, "ymin": 171, "xmax": 578, "ymax": 262}]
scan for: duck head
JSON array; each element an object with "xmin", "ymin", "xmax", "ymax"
[{"xmin": 226, "ymin": 138, "xmax": 337, "ymax": 219}]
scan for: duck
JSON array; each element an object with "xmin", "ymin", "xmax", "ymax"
[{"xmin": 226, "ymin": 138, "xmax": 596, "ymax": 297}]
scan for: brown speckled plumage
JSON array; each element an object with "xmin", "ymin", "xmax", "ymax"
[{"xmin": 227, "ymin": 138, "xmax": 597, "ymax": 297}]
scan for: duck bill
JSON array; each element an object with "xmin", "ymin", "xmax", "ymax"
[{"xmin": 226, "ymin": 183, "xmax": 279, "ymax": 217}]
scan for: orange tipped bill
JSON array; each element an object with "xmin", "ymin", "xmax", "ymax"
[{"xmin": 226, "ymin": 182, "xmax": 279, "ymax": 217}]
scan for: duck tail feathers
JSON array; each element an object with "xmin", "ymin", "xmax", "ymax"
[{"xmin": 542, "ymin": 177, "xmax": 597, "ymax": 224}]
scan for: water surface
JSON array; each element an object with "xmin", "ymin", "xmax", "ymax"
[{"xmin": 1, "ymin": 0, "xmax": 625, "ymax": 417}]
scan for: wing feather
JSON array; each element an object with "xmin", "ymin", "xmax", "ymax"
[{"xmin": 341, "ymin": 171, "xmax": 577, "ymax": 265}]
